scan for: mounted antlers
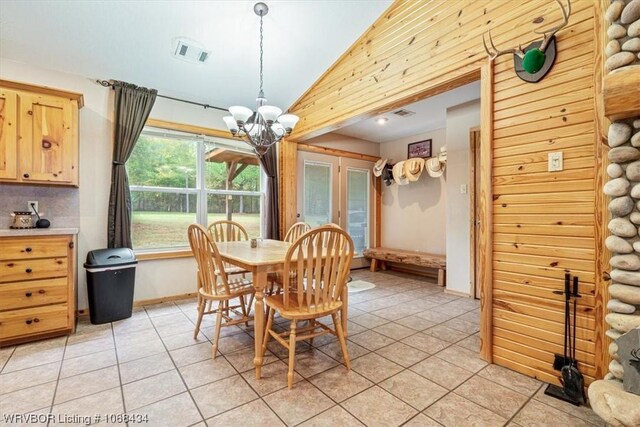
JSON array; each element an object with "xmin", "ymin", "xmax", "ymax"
[
  {"xmin": 482, "ymin": 32, "xmax": 524, "ymax": 60},
  {"xmin": 536, "ymin": 0, "xmax": 572, "ymax": 52},
  {"xmin": 481, "ymin": 0, "xmax": 571, "ymax": 79}
]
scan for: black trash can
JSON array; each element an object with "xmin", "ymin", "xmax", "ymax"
[{"xmin": 84, "ymin": 248, "xmax": 137, "ymax": 324}]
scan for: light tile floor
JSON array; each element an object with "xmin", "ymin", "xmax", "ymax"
[{"xmin": 0, "ymin": 270, "xmax": 604, "ymax": 427}]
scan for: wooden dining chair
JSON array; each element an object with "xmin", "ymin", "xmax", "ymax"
[
  {"xmin": 188, "ymin": 224, "xmax": 255, "ymax": 357},
  {"xmin": 260, "ymin": 226, "xmax": 354, "ymax": 388},
  {"xmin": 284, "ymin": 222, "xmax": 311, "ymax": 243},
  {"xmin": 267, "ymin": 222, "xmax": 312, "ymax": 296},
  {"xmin": 207, "ymin": 220, "xmax": 250, "ymax": 302},
  {"xmin": 208, "ymin": 220, "xmax": 248, "ymax": 242}
]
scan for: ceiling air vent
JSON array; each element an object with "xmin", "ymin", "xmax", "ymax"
[
  {"xmin": 393, "ymin": 109, "xmax": 416, "ymax": 117},
  {"xmin": 172, "ymin": 38, "xmax": 211, "ymax": 64}
]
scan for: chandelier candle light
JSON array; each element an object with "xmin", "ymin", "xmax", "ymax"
[{"xmin": 223, "ymin": 2, "xmax": 299, "ymax": 156}]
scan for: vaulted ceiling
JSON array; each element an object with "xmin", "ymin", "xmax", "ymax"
[{"xmin": 0, "ymin": 1, "xmax": 392, "ymax": 110}]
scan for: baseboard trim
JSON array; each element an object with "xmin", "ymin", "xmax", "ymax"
[
  {"xmin": 444, "ymin": 288, "xmax": 473, "ymax": 298},
  {"xmin": 76, "ymin": 292, "xmax": 198, "ymax": 318}
]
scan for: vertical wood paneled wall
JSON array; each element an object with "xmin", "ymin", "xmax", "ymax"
[{"xmin": 286, "ymin": 0, "xmax": 604, "ymax": 384}]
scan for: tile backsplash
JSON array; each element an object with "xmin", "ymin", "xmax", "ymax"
[{"xmin": 0, "ymin": 184, "xmax": 80, "ymax": 229}]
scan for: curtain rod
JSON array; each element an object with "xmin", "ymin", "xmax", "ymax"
[{"xmin": 95, "ymin": 79, "xmax": 229, "ymax": 112}]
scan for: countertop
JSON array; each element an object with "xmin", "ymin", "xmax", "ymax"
[{"xmin": 0, "ymin": 227, "xmax": 79, "ymax": 237}]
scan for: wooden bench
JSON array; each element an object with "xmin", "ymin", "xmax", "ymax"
[{"xmin": 363, "ymin": 247, "xmax": 446, "ymax": 286}]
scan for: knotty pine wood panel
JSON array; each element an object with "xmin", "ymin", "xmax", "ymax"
[
  {"xmin": 493, "ymin": 270, "xmax": 595, "ymax": 293},
  {"xmin": 493, "ymin": 202, "xmax": 595, "ymax": 215},
  {"xmin": 493, "ymin": 122, "xmax": 594, "ymax": 150},
  {"xmin": 495, "ymin": 280, "xmax": 596, "ymax": 306},
  {"xmin": 493, "ymin": 338, "xmax": 597, "ymax": 380},
  {"xmin": 493, "ymin": 168, "xmax": 594, "ymax": 185},
  {"xmin": 494, "ymin": 110, "xmax": 594, "ymax": 140},
  {"xmin": 494, "ymin": 252, "xmax": 594, "ymax": 275},
  {"xmin": 493, "ymin": 190, "xmax": 595, "ymax": 205},
  {"xmin": 294, "ymin": 0, "xmax": 591, "ymax": 112},
  {"xmin": 493, "ymin": 97, "xmax": 594, "ymax": 130},
  {"xmin": 493, "ymin": 288, "xmax": 596, "ymax": 318},
  {"xmin": 494, "ymin": 212, "xmax": 594, "ymax": 226},
  {"xmin": 492, "ymin": 87, "xmax": 594, "ymax": 122},
  {"xmin": 493, "ymin": 261, "xmax": 596, "ymax": 286},
  {"xmin": 493, "ymin": 224, "xmax": 594, "ymax": 239},
  {"xmin": 491, "ymin": 5, "xmax": 598, "ymax": 384},
  {"xmin": 290, "ymin": 1, "xmax": 593, "ymax": 139},
  {"xmin": 494, "ymin": 308, "xmax": 595, "ymax": 343},
  {"xmin": 285, "ymin": 0, "xmax": 602, "ymax": 384},
  {"xmin": 494, "ymin": 334, "xmax": 596, "ymax": 370},
  {"xmin": 493, "ymin": 135, "xmax": 594, "ymax": 160},
  {"xmin": 493, "ymin": 317, "xmax": 596, "ymax": 355},
  {"xmin": 493, "ymin": 242, "xmax": 595, "ymax": 261},
  {"xmin": 494, "ymin": 157, "xmax": 594, "ymax": 177}
]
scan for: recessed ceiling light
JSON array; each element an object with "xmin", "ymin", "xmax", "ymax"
[{"xmin": 376, "ymin": 117, "xmax": 388, "ymax": 125}]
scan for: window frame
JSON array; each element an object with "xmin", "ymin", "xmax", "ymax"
[{"xmin": 128, "ymin": 123, "xmax": 265, "ymax": 255}]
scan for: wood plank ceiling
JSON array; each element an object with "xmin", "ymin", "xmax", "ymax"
[{"xmin": 286, "ymin": 0, "xmax": 604, "ymax": 384}]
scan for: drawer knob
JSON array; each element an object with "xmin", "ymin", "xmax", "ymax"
[
  {"xmin": 25, "ymin": 268, "xmax": 33, "ymax": 273},
  {"xmin": 25, "ymin": 292, "xmax": 32, "ymax": 297},
  {"xmin": 25, "ymin": 247, "xmax": 32, "ymax": 253},
  {"xmin": 23, "ymin": 173, "xmax": 30, "ymax": 178},
  {"xmin": 25, "ymin": 318, "xmax": 40, "ymax": 325},
  {"xmin": 39, "ymin": 289, "xmax": 45, "ymax": 294}
]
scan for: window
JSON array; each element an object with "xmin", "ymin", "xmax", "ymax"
[{"xmin": 127, "ymin": 127, "xmax": 264, "ymax": 251}]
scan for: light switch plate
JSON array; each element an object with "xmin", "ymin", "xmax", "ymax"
[
  {"xmin": 460, "ymin": 184, "xmax": 468, "ymax": 194},
  {"xmin": 548, "ymin": 152, "xmax": 563, "ymax": 172}
]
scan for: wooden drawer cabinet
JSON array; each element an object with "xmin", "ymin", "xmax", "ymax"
[
  {"xmin": 0, "ymin": 278, "xmax": 68, "ymax": 311},
  {"xmin": 0, "ymin": 237, "xmax": 69, "ymax": 260},
  {"xmin": 0, "ymin": 235, "xmax": 76, "ymax": 346},
  {"xmin": 0, "ymin": 257, "xmax": 68, "ymax": 283},
  {"xmin": 0, "ymin": 304, "xmax": 69, "ymax": 341},
  {"xmin": 0, "ymin": 80, "xmax": 83, "ymax": 187}
]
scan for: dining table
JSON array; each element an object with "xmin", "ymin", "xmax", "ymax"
[{"xmin": 215, "ymin": 238, "xmax": 349, "ymax": 378}]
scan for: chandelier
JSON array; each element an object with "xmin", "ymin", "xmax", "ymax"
[{"xmin": 223, "ymin": 2, "xmax": 299, "ymax": 157}]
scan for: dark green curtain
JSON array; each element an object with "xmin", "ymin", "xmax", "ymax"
[
  {"xmin": 107, "ymin": 81, "xmax": 157, "ymax": 248},
  {"xmin": 259, "ymin": 147, "xmax": 280, "ymax": 240}
]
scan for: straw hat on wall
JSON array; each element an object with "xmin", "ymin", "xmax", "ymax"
[
  {"xmin": 373, "ymin": 158, "xmax": 388, "ymax": 177},
  {"xmin": 426, "ymin": 151, "xmax": 446, "ymax": 178},
  {"xmin": 403, "ymin": 158, "xmax": 425, "ymax": 181},
  {"xmin": 392, "ymin": 161, "xmax": 410, "ymax": 185}
]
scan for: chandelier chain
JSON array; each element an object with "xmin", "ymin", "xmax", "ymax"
[
  {"xmin": 224, "ymin": 3, "xmax": 298, "ymax": 157},
  {"xmin": 259, "ymin": 14, "xmax": 264, "ymax": 96}
]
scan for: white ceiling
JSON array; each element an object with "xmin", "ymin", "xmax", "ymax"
[
  {"xmin": 335, "ymin": 81, "xmax": 481, "ymax": 143},
  {"xmin": 0, "ymin": 1, "xmax": 392, "ymax": 110}
]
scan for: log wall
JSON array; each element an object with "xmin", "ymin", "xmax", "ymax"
[{"xmin": 286, "ymin": 0, "xmax": 605, "ymax": 384}]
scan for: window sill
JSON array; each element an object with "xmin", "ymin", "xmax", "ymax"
[{"xmin": 135, "ymin": 249, "xmax": 193, "ymax": 261}]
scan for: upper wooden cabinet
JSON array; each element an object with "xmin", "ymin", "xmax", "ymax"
[
  {"xmin": 0, "ymin": 80, "xmax": 83, "ymax": 187},
  {"xmin": 0, "ymin": 89, "xmax": 18, "ymax": 180}
]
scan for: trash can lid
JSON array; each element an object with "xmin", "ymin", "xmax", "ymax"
[{"xmin": 84, "ymin": 248, "xmax": 137, "ymax": 268}]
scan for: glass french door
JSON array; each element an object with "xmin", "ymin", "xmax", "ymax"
[
  {"xmin": 297, "ymin": 152, "xmax": 339, "ymax": 227},
  {"xmin": 297, "ymin": 151, "xmax": 375, "ymax": 268},
  {"xmin": 340, "ymin": 158, "xmax": 374, "ymax": 268}
]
